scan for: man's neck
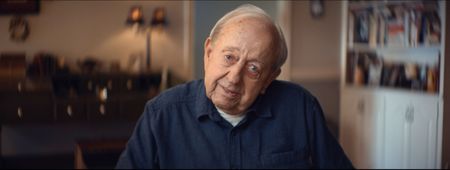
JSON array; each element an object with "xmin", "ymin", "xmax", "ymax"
[{"xmin": 215, "ymin": 106, "xmax": 246, "ymax": 127}]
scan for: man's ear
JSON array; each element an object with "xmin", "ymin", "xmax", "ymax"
[
  {"xmin": 203, "ymin": 37, "xmax": 212, "ymax": 69},
  {"xmin": 261, "ymin": 69, "xmax": 281, "ymax": 94}
]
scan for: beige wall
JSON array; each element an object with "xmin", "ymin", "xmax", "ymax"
[
  {"xmin": 0, "ymin": 1, "xmax": 192, "ymax": 79},
  {"xmin": 290, "ymin": 1, "xmax": 343, "ymax": 136},
  {"xmin": 290, "ymin": 1, "xmax": 342, "ymax": 81}
]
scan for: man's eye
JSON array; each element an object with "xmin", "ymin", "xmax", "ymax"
[
  {"xmin": 224, "ymin": 55, "xmax": 234, "ymax": 63},
  {"xmin": 247, "ymin": 64, "xmax": 260, "ymax": 79},
  {"xmin": 248, "ymin": 65, "xmax": 258, "ymax": 73}
]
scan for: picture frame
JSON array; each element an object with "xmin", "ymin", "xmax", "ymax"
[
  {"xmin": 310, "ymin": 0, "xmax": 324, "ymax": 19},
  {"xmin": 0, "ymin": 0, "xmax": 40, "ymax": 15}
]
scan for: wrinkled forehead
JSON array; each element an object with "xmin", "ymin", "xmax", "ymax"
[
  {"xmin": 218, "ymin": 17, "xmax": 275, "ymax": 43},
  {"xmin": 217, "ymin": 16, "xmax": 278, "ymax": 60},
  {"xmin": 219, "ymin": 15, "xmax": 276, "ymax": 39}
]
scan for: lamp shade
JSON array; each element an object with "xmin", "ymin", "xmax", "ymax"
[
  {"xmin": 126, "ymin": 6, "xmax": 144, "ymax": 25},
  {"xmin": 151, "ymin": 7, "xmax": 167, "ymax": 26}
]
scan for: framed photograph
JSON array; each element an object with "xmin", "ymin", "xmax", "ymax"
[
  {"xmin": 310, "ymin": 0, "xmax": 324, "ymax": 18},
  {"xmin": 0, "ymin": 0, "xmax": 40, "ymax": 15}
]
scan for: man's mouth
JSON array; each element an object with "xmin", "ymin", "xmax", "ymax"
[{"xmin": 220, "ymin": 84, "xmax": 241, "ymax": 98}]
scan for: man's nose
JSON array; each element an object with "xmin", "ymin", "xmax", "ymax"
[{"xmin": 226, "ymin": 64, "xmax": 244, "ymax": 85}]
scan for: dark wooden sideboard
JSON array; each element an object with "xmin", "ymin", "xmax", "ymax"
[
  {"xmin": 0, "ymin": 72, "xmax": 167, "ymax": 168},
  {"xmin": 0, "ymin": 73, "xmax": 162, "ymax": 124}
]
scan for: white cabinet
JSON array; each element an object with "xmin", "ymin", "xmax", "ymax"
[
  {"xmin": 340, "ymin": 89, "xmax": 439, "ymax": 169},
  {"xmin": 384, "ymin": 93, "xmax": 438, "ymax": 169},
  {"xmin": 340, "ymin": 89, "xmax": 385, "ymax": 169}
]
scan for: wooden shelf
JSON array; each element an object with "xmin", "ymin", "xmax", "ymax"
[
  {"xmin": 343, "ymin": 84, "xmax": 439, "ymax": 97},
  {"xmin": 349, "ymin": 0, "xmax": 439, "ymax": 11},
  {"xmin": 349, "ymin": 43, "xmax": 441, "ymax": 51}
]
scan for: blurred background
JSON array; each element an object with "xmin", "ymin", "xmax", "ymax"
[{"xmin": 0, "ymin": 0, "xmax": 448, "ymax": 169}]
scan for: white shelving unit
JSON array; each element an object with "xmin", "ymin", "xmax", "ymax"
[{"xmin": 339, "ymin": 0, "xmax": 446, "ymax": 169}]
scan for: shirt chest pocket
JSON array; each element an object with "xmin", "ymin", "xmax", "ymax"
[{"xmin": 261, "ymin": 150, "xmax": 311, "ymax": 169}]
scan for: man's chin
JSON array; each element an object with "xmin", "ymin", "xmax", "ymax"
[{"xmin": 213, "ymin": 99, "xmax": 237, "ymax": 110}]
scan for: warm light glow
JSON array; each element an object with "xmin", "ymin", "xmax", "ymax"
[
  {"xmin": 131, "ymin": 8, "xmax": 142, "ymax": 21},
  {"xmin": 127, "ymin": 6, "xmax": 143, "ymax": 25},
  {"xmin": 151, "ymin": 7, "xmax": 167, "ymax": 26}
]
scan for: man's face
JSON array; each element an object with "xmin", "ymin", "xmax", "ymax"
[{"xmin": 203, "ymin": 17, "xmax": 280, "ymax": 115}]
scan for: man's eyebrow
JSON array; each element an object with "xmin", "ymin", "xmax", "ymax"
[
  {"xmin": 222, "ymin": 46, "xmax": 240, "ymax": 52},
  {"xmin": 248, "ymin": 59, "xmax": 264, "ymax": 67}
]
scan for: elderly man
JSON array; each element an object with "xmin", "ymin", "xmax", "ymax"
[{"xmin": 116, "ymin": 4, "xmax": 353, "ymax": 169}]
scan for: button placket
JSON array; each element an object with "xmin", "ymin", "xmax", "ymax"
[{"xmin": 229, "ymin": 129, "xmax": 241, "ymax": 169}]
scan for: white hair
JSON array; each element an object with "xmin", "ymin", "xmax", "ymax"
[{"xmin": 209, "ymin": 4, "xmax": 288, "ymax": 71}]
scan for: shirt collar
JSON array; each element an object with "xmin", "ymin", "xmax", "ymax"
[
  {"xmin": 246, "ymin": 94, "xmax": 272, "ymax": 118},
  {"xmin": 195, "ymin": 80, "xmax": 273, "ymax": 120},
  {"xmin": 195, "ymin": 80, "xmax": 218, "ymax": 120}
]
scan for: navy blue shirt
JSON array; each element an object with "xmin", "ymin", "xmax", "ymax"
[{"xmin": 116, "ymin": 80, "xmax": 353, "ymax": 169}]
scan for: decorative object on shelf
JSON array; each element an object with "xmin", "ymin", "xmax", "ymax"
[
  {"xmin": 346, "ymin": 50, "xmax": 439, "ymax": 93},
  {"xmin": 9, "ymin": 16, "xmax": 30, "ymax": 42},
  {"xmin": 77, "ymin": 57, "xmax": 102, "ymax": 75},
  {"xmin": 125, "ymin": 6, "xmax": 168, "ymax": 71},
  {"xmin": 348, "ymin": 1, "xmax": 441, "ymax": 48},
  {"xmin": 27, "ymin": 52, "xmax": 60, "ymax": 76},
  {"xmin": 310, "ymin": 0, "xmax": 324, "ymax": 19}
]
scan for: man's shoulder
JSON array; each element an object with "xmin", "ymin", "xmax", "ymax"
[
  {"xmin": 268, "ymin": 80, "xmax": 314, "ymax": 98},
  {"xmin": 159, "ymin": 79, "xmax": 202, "ymax": 99},
  {"xmin": 146, "ymin": 79, "xmax": 203, "ymax": 111}
]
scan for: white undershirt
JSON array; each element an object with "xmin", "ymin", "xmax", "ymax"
[{"xmin": 215, "ymin": 107, "xmax": 246, "ymax": 127}]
